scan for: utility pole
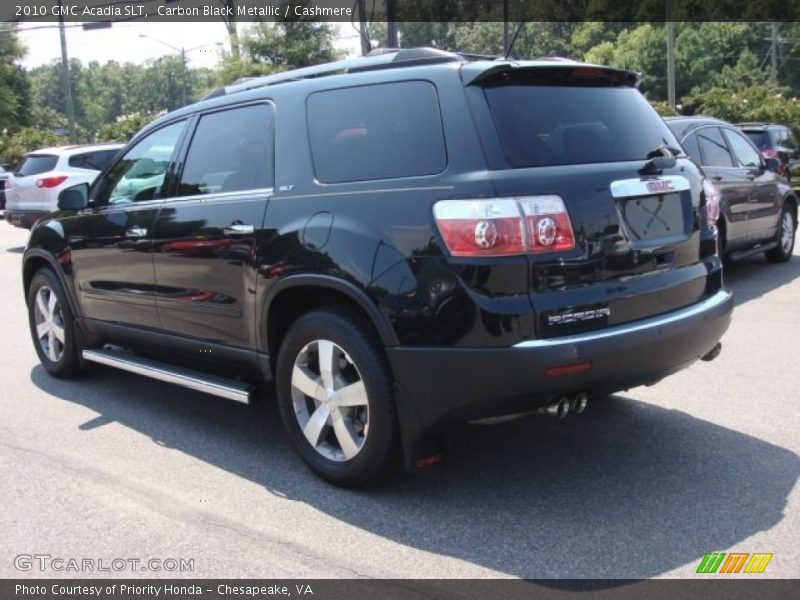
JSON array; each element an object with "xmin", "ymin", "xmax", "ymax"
[
  {"xmin": 503, "ymin": 0, "xmax": 509, "ymax": 56},
  {"xmin": 356, "ymin": 0, "xmax": 370, "ymax": 55},
  {"xmin": 770, "ymin": 22, "xmax": 780, "ymax": 82},
  {"xmin": 57, "ymin": 0, "xmax": 77, "ymax": 142},
  {"xmin": 666, "ymin": 0, "xmax": 676, "ymax": 109},
  {"xmin": 386, "ymin": 0, "xmax": 398, "ymax": 48},
  {"xmin": 180, "ymin": 47, "xmax": 187, "ymax": 108}
]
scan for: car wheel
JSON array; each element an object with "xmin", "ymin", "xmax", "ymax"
[
  {"xmin": 276, "ymin": 307, "xmax": 401, "ymax": 487},
  {"xmin": 765, "ymin": 204, "xmax": 796, "ymax": 263},
  {"xmin": 27, "ymin": 268, "xmax": 82, "ymax": 377}
]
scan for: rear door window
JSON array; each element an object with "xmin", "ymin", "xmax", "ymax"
[
  {"xmin": 16, "ymin": 155, "xmax": 58, "ymax": 177},
  {"xmin": 483, "ymin": 83, "xmax": 680, "ymax": 167},
  {"xmin": 697, "ymin": 127, "xmax": 734, "ymax": 168},
  {"xmin": 723, "ymin": 129, "xmax": 761, "ymax": 168},
  {"xmin": 176, "ymin": 103, "xmax": 274, "ymax": 197},
  {"xmin": 743, "ymin": 130, "xmax": 769, "ymax": 149},
  {"xmin": 307, "ymin": 81, "xmax": 447, "ymax": 183}
]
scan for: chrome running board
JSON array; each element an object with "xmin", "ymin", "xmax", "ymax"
[{"xmin": 82, "ymin": 348, "xmax": 251, "ymax": 404}]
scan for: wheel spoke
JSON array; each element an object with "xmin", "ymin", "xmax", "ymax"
[
  {"xmin": 36, "ymin": 290, "xmax": 48, "ymax": 317},
  {"xmin": 36, "ymin": 321, "xmax": 49, "ymax": 340},
  {"xmin": 292, "ymin": 364, "xmax": 321, "ymax": 400},
  {"xmin": 317, "ymin": 339, "xmax": 337, "ymax": 391},
  {"xmin": 51, "ymin": 322, "xmax": 65, "ymax": 343},
  {"xmin": 47, "ymin": 290, "xmax": 58, "ymax": 317},
  {"xmin": 302, "ymin": 404, "xmax": 330, "ymax": 448},
  {"xmin": 332, "ymin": 412, "xmax": 361, "ymax": 460},
  {"xmin": 333, "ymin": 380, "xmax": 368, "ymax": 407},
  {"xmin": 46, "ymin": 331, "xmax": 58, "ymax": 361}
]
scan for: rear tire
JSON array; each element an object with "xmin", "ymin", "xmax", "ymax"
[
  {"xmin": 765, "ymin": 204, "xmax": 796, "ymax": 263},
  {"xmin": 275, "ymin": 307, "xmax": 401, "ymax": 487},
  {"xmin": 27, "ymin": 268, "xmax": 83, "ymax": 378}
]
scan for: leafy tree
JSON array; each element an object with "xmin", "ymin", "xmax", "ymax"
[
  {"xmin": 96, "ymin": 112, "xmax": 162, "ymax": 143},
  {"xmin": 0, "ymin": 127, "xmax": 66, "ymax": 167},
  {"xmin": 0, "ymin": 23, "xmax": 32, "ymax": 132},
  {"xmin": 243, "ymin": 21, "xmax": 338, "ymax": 69}
]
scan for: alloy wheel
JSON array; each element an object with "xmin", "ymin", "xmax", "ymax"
[
  {"xmin": 780, "ymin": 211, "xmax": 794, "ymax": 254},
  {"xmin": 290, "ymin": 339, "xmax": 369, "ymax": 462},
  {"xmin": 33, "ymin": 286, "xmax": 65, "ymax": 362}
]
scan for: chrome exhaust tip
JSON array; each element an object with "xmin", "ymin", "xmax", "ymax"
[
  {"xmin": 570, "ymin": 392, "xmax": 588, "ymax": 414},
  {"xmin": 539, "ymin": 396, "xmax": 570, "ymax": 419}
]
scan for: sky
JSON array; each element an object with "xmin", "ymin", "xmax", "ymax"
[{"xmin": 16, "ymin": 21, "xmax": 362, "ymax": 70}]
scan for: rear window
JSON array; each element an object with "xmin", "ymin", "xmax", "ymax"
[
  {"xmin": 743, "ymin": 131, "xmax": 771, "ymax": 149},
  {"xmin": 16, "ymin": 154, "xmax": 58, "ymax": 177},
  {"xmin": 68, "ymin": 149, "xmax": 120, "ymax": 171},
  {"xmin": 484, "ymin": 84, "xmax": 681, "ymax": 168},
  {"xmin": 307, "ymin": 81, "xmax": 447, "ymax": 183}
]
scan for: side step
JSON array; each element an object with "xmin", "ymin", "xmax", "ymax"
[
  {"xmin": 728, "ymin": 241, "xmax": 777, "ymax": 262},
  {"xmin": 82, "ymin": 348, "xmax": 251, "ymax": 404}
]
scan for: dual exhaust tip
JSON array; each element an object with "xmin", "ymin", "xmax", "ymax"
[{"xmin": 539, "ymin": 392, "xmax": 588, "ymax": 419}]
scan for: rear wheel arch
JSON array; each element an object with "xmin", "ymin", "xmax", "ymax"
[{"xmin": 264, "ymin": 276, "xmax": 398, "ymax": 367}]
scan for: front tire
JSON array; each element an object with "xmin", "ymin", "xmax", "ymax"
[
  {"xmin": 275, "ymin": 307, "xmax": 401, "ymax": 487},
  {"xmin": 27, "ymin": 268, "xmax": 82, "ymax": 377},
  {"xmin": 765, "ymin": 204, "xmax": 796, "ymax": 263}
]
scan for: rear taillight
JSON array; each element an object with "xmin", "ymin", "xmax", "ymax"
[
  {"xmin": 519, "ymin": 196, "xmax": 576, "ymax": 254},
  {"xmin": 761, "ymin": 148, "xmax": 778, "ymax": 159},
  {"xmin": 36, "ymin": 176, "xmax": 68, "ymax": 188},
  {"xmin": 432, "ymin": 199, "xmax": 525, "ymax": 257},
  {"xmin": 433, "ymin": 196, "xmax": 575, "ymax": 257},
  {"xmin": 702, "ymin": 178, "xmax": 721, "ymax": 225}
]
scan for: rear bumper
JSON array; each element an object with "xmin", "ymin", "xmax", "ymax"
[
  {"xmin": 387, "ymin": 290, "xmax": 733, "ymax": 428},
  {"xmin": 5, "ymin": 209, "xmax": 48, "ymax": 229}
]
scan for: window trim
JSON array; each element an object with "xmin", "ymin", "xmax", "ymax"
[
  {"xmin": 305, "ymin": 79, "xmax": 449, "ymax": 185},
  {"xmin": 166, "ymin": 100, "xmax": 276, "ymax": 203}
]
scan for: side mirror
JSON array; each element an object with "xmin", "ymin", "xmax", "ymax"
[
  {"xmin": 57, "ymin": 183, "xmax": 89, "ymax": 210},
  {"xmin": 764, "ymin": 157, "xmax": 781, "ymax": 173}
]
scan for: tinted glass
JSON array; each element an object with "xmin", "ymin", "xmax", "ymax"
[
  {"xmin": 17, "ymin": 155, "xmax": 58, "ymax": 177},
  {"xmin": 307, "ymin": 81, "xmax": 447, "ymax": 183},
  {"xmin": 743, "ymin": 131, "xmax": 770, "ymax": 149},
  {"xmin": 95, "ymin": 121, "xmax": 184, "ymax": 205},
  {"xmin": 723, "ymin": 130, "xmax": 761, "ymax": 168},
  {"xmin": 697, "ymin": 127, "xmax": 734, "ymax": 167},
  {"xmin": 484, "ymin": 85, "xmax": 680, "ymax": 167},
  {"xmin": 177, "ymin": 104, "xmax": 274, "ymax": 196},
  {"xmin": 68, "ymin": 149, "xmax": 120, "ymax": 171},
  {"xmin": 682, "ymin": 132, "xmax": 702, "ymax": 162},
  {"xmin": 785, "ymin": 130, "xmax": 798, "ymax": 147}
]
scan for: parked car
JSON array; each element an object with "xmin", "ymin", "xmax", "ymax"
[
  {"xmin": 666, "ymin": 116, "xmax": 797, "ymax": 262},
  {"xmin": 23, "ymin": 49, "xmax": 733, "ymax": 486},
  {"xmin": 4, "ymin": 143, "xmax": 123, "ymax": 229},
  {"xmin": 736, "ymin": 122, "xmax": 799, "ymax": 185},
  {"xmin": 0, "ymin": 164, "xmax": 11, "ymax": 211}
]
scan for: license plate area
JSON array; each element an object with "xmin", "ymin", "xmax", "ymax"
[{"xmin": 618, "ymin": 192, "xmax": 685, "ymax": 241}]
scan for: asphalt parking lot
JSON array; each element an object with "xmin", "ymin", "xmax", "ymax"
[{"xmin": 0, "ymin": 218, "xmax": 797, "ymax": 580}]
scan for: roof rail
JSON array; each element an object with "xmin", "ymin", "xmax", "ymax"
[{"xmin": 205, "ymin": 47, "xmax": 463, "ymax": 100}]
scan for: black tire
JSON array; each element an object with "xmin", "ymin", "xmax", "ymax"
[
  {"xmin": 27, "ymin": 268, "xmax": 83, "ymax": 378},
  {"xmin": 275, "ymin": 307, "xmax": 401, "ymax": 487},
  {"xmin": 765, "ymin": 203, "xmax": 796, "ymax": 263}
]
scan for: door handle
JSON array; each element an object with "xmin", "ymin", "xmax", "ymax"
[
  {"xmin": 711, "ymin": 175, "xmax": 723, "ymax": 182},
  {"xmin": 126, "ymin": 226, "xmax": 148, "ymax": 238},
  {"xmin": 223, "ymin": 224, "xmax": 255, "ymax": 236},
  {"xmin": 746, "ymin": 174, "xmax": 755, "ymax": 181}
]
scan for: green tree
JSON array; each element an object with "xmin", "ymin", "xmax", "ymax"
[
  {"xmin": 0, "ymin": 23, "xmax": 32, "ymax": 132},
  {"xmin": 243, "ymin": 21, "xmax": 338, "ymax": 70}
]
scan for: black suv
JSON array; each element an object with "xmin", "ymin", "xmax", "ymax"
[
  {"xmin": 737, "ymin": 122, "xmax": 799, "ymax": 185},
  {"xmin": 666, "ymin": 117, "xmax": 797, "ymax": 263},
  {"xmin": 23, "ymin": 49, "xmax": 733, "ymax": 486}
]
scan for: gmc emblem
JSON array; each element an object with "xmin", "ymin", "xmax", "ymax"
[{"xmin": 646, "ymin": 179, "xmax": 675, "ymax": 193}]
